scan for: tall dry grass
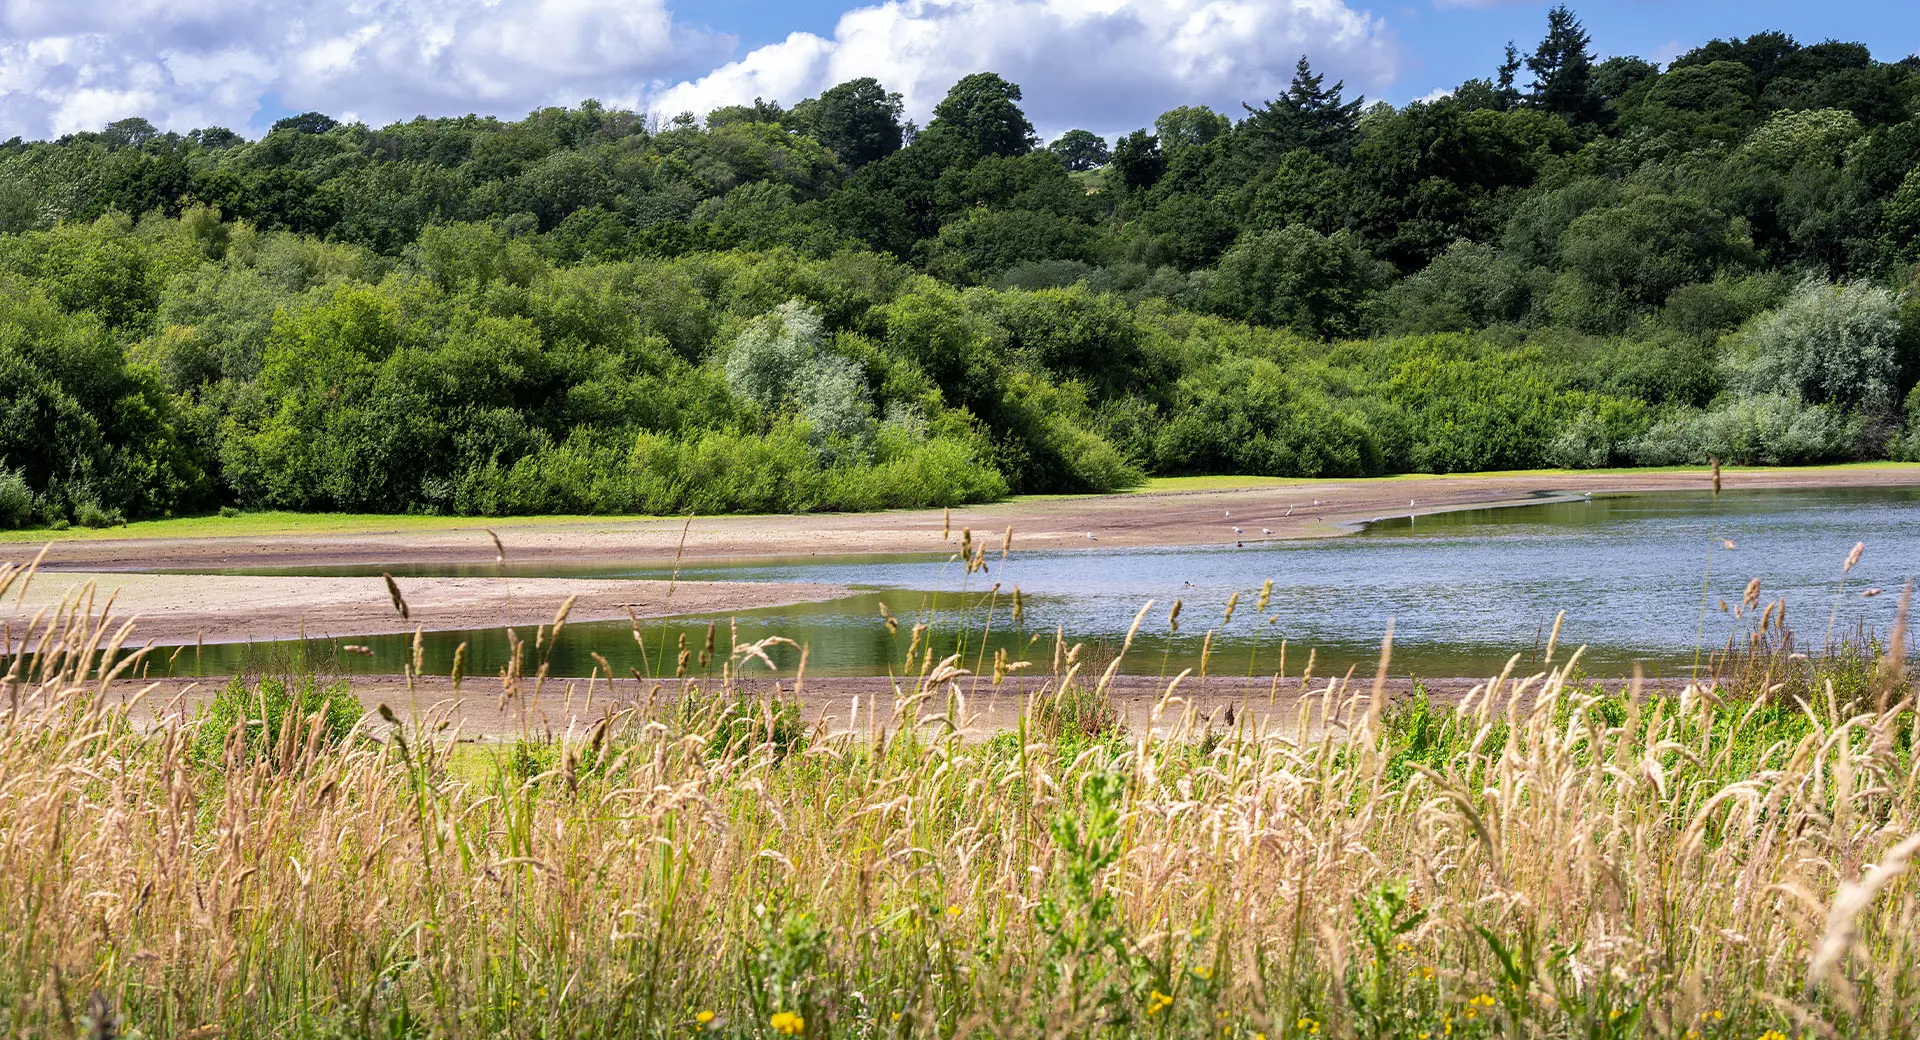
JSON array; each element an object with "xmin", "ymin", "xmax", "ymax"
[{"xmin": 1, "ymin": 564, "xmax": 1918, "ymax": 1039}]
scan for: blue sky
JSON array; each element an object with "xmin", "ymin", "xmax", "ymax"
[
  {"xmin": 1, "ymin": 0, "xmax": 1915, "ymax": 142},
  {"xmin": 673, "ymin": 0, "xmax": 1920, "ymax": 109}
]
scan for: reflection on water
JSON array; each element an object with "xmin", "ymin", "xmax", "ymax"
[{"xmin": 120, "ymin": 486, "xmax": 1920, "ymax": 679}]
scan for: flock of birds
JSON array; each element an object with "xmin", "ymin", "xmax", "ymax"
[
  {"xmin": 1084, "ymin": 499, "xmax": 1347, "ymax": 545},
  {"xmin": 1082, "ymin": 488, "xmax": 1602, "ymax": 544}
]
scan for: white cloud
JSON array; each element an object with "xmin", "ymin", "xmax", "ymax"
[
  {"xmin": 0, "ymin": 0, "xmax": 732, "ymax": 139},
  {"xmin": 651, "ymin": 0, "xmax": 1400, "ymax": 139},
  {"xmin": 0, "ymin": 0, "xmax": 1397, "ymax": 143}
]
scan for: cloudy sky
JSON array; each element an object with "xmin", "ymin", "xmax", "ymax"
[{"xmin": 0, "ymin": 0, "xmax": 1915, "ymax": 142}]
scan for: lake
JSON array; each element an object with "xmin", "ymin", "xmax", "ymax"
[{"xmin": 147, "ymin": 486, "xmax": 1920, "ymax": 681}]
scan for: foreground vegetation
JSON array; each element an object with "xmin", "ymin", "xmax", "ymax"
[
  {"xmin": 4, "ymin": 9, "xmax": 1920, "ymax": 526},
  {"xmin": 3, "ymin": 561, "xmax": 1918, "ymax": 1038}
]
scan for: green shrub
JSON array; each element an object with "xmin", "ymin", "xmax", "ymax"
[
  {"xmin": 191, "ymin": 675, "xmax": 364, "ymax": 768},
  {"xmin": 71, "ymin": 497, "xmax": 124, "ymax": 529},
  {"xmin": 0, "ymin": 467, "xmax": 31, "ymax": 528}
]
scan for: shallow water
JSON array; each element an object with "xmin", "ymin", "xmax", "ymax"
[{"xmin": 146, "ymin": 486, "xmax": 1920, "ymax": 680}]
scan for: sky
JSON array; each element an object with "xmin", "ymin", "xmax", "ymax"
[{"xmin": 0, "ymin": 0, "xmax": 1915, "ymax": 144}]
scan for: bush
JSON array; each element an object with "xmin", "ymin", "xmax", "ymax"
[
  {"xmin": 72, "ymin": 497, "xmax": 125, "ymax": 528},
  {"xmin": 1726, "ymin": 278, "xmax": 1903, "ymax": 412},
  {"xmin": 191, "ymin": 675, "xmax": 365, "ymax": 768},
  {"xmin": 0, "ymin": 467, "xmax": 31, "ymax": 528},
  {"xmin": 1626, "ymin": 395, "xmax": 1859, "ymax": 466}
]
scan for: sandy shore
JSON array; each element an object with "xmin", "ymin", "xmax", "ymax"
[
  {"xmin": 4, "ymin": 573, "xmax": 848, "ymax": 646},
  {"xmin": 5, "ymin": 464, "xmax": 1917, "ymax": 652}
]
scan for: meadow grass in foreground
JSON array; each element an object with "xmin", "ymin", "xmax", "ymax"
[{"xmin": 2, "ymin": 560, "xmax": 1919, "ymax": 1040}]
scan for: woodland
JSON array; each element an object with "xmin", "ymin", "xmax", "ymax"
[{"xmin": 4, "ymin": 8, "xmax": 1920, "ymax": 523}]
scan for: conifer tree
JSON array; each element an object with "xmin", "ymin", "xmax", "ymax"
[
  {"xmin": 1526, "ymin": 6, "xmax": 1599, "ymax": 123},
  {"xmin": 1496, "ymin": 42, "xmax": 1524, "ymax": 110},
  {"xmin": 1242, "ymin": 56, "xmax": 1364, "ymax": 158}
]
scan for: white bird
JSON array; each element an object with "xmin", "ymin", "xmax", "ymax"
[
  {"xmin": 1262, "ymin": 527, "xmax": 1274, "ymax": 535},
  {"xmin": 1312, "ymin": 499, "xmax": 1322, "ymax": 506},
  {"xmin": 1231, "ymin": 526, "xmax": 1244, "ymax": 534},
  {"xmin": 1285, "ymin": 507, "xmax": 1294, "ymax": 517},
  {"xmin": 1085, "ymin": 532, "xmax": 1098, "ymax": 540},
  {"xmin": 1410, "ymin": 499, "xmax": 1417, "ymax": 507},
  {"xmin": 1224, "ymin": 510, "xmax": 1231, "ymax": 518}
]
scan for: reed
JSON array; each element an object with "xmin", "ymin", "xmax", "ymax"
[{"xmin": 1, "ymin": 572, "xmax": 1917, "ymax": 1040}]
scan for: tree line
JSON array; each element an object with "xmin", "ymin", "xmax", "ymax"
[{"xmin": 3, "ymin": 6, "xmax": 1919, "ymax": 525}]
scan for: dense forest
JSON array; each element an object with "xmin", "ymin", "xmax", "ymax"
[{"xmin": 3, "ymin": 7, "xmax": 1920, "ymax": 525}]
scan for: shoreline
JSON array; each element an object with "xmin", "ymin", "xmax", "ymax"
[{"xmin": 4, "ymin": 464, "xmax": 1918, "ymax": 655}]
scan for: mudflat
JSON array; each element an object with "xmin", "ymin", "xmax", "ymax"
[
  {"xmin": 25, "ymin": 466, "xmax": 1920, "ymax": 573},
  {"xmin": 6, "ymin": 466, "xmax": 1919, "ymax": 651},
  {"xmin": 4, "ymin": 574, "xmax": 848, "ymax": 645}
]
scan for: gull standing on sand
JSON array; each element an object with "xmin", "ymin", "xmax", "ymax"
[
  {"xmin": 1231, "ymin": 526, "xmax": 1243, "ymax": 534},
  {"xmin": 1085, "ymin": 532, "xmax": 1098, "ymax": 540}
]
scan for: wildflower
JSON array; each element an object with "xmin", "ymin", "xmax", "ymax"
[
  {"xmin": 1685, "ymin": 1032, "xmax": 1700, "ymax": 1040},
  {"xmin": 771, "ymin": 1010, "xmax": 805, "ymax": 1035},
  {"xmin": 696, "ymin": 1010, "xmax": 715, "ymax": 1028},
  {"xmin": 891, "ymin": 1012, "xmax": 902, "ymax": 1022},
  {"xmin": 1295, "ymin": 1016, "xmax": 1321, "ymax": 1035},
  {"xmin": 1396, "ymin": 941, "xmax": 1413, "ymax": 953},
  {"xmin": 1147, "ymin": 990, "xmax": 1174, "ymax": 1016},
  {"xmin": 1758, "ymin": 1032, "xmax": 1788, "ymax": 1040},
  {"xmin": 1470, "ymin": 994, "xmax": 1496, "ymax": 1008},
  {"xmin": 1703, "ymin": 1010, "xmax": 1724, "ymax": 1022},
  {"xmin": 1611, "ymin": 1009, "xmax": 1623, "ymax": 1021},
  {"xmin": 1193, "ymin": 965, "xmax": 1213, "ymax": 981},
  {"xmin": 946, "ymin": 904, "xmax": 961, "ymax": 917}
]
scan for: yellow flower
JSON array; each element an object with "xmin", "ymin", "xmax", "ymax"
[
  {"xmin": 1704, "ymin": 1010, "xmax": 1724, "ymax": 1022},
  {"xmin": 771, "ymin": 1010, "xmax": 805, "ymax": 1035},
  {"xmin": 1757, "ymin": 1032, "xmax": 1788, "ymax": 1040},
  {"xmin": 1396, "ymin": 941, "xmax": 1413, "ymax": 953},
  {"xmin": 1465, "ymin": 1010, "xmax": 1479, "ymax": 1021},
  {"xmin": 891, "ymin": 1012, "xmax": 902, "ymax": 1022},
  {"xmin": 1147, "ymin": 990, "xmax": 1174, "ymax": 1016},
  {"xmin": 946, "ymin": 904, "xmax": 961, "ymax": 917},
  {"xmin": 1193, "ymin": 965, "xmax": 1213, "ymax": 981},
  {"xmin": 1685, "ymin": 1032, "xmax": 1700, "ymax": 1040},
  {"xmin": 1470, "ymin": 994, "xmax": 1496, "ymax": 1008},
  {"xmin": 696, "ymin": 1010, "xmax": 715, "ymax": 1024},
  {"xmin": 1295, "ymin": 1017, "xmax": 1321, "ymax": 1035},
  {"xmin": 1419, "ymin": 1034, "xmax": 1431, "ymax": 1040},
  {"xmin": 1611, "ymin": 1009, "xmax": 1623, "ymax": 1020}
]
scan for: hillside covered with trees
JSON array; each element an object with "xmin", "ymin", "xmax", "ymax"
[{"xmin": 3, "ymin": 7, "xmax": 1920, "ymax": 525}]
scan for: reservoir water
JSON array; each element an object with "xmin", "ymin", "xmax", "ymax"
[{"xmin": 149, "ymin": 486, "xmax": 1920, "ymax": 681}]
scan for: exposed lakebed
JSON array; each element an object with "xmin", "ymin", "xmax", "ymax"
[{"xmin": 155, "ymin": 486, "xmax": 1920, "ymax": 680}]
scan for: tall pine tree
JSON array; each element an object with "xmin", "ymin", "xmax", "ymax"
[
  {"xmin": 1496, "ymin": 42, "xmax": 1524, "ymax": 110},
  {"xmin": 1526, "ymin": 6, "xmax": 1599, "ymax": 124},
  {"xmin": 1242, "ymin": 56, "xmax": 1365, "ymax": 159}
]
